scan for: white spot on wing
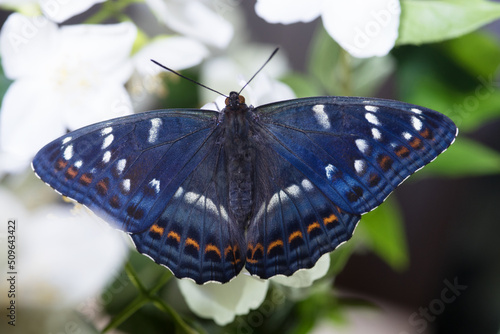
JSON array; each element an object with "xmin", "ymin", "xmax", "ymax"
[
  {"xmin": 122, "ymin": 179, "xmax": 131, "ymax": 193},
  {"xmin": 102, "ymin": 134, "xmax": 114, "ymax": 149},
  {"xmin": 355, "ymin": 139, "xmax": 369, "ymax": 154},
  {"xmin": 372, "ymin": 128, "xmax": 382, "ymax": 140},
  {"xmin": 174, "ymin": 187, "xmax": 184, "ymax": 198},
  {"xmin": 149, "ymin": 178, "xmax": 160, "ymax": 193},
  {"xmin": 301, "ymin": 179, "xmax": 314, "ymax": 191},
  {"xmin": 365, "ymin": 113, "xmax": 380, "ymax": 126},
  {"xmin": 354, "ymin": 160, "xmax": 366, "ymax": 175},
  {"xmin": 411, "ymin": 108, "xmax": 422, "ymax": 114},
  {"xmin": 148, "ymin": 118, "xmax": 162, "ymax": 143},
  {"xmin": 102, "ymin": 150, "xmax": 111, "ymax": 164},
  {"xmin": 325, "ymin": 164, "xmax": 336, "ymax": 180},
  {"xmin": 62, "ymin": 137, "xmax": 72, "ymax": 144},
  {"xmin": 74, "ymin": 160, "xmax": 82, "ymax": 168},
  {"xmin": 403, "ymin": 132, "xmax": 412, "ymax": 140},
  {"xmin": 116, "ymin": 159, "xmax": 126, "ymax": 175},
  {"xmin": 63, "ymin": 145, "xmax": 73, "ymax": 160},
  {"xmin": 101, "ymin": 127, "xmax": 113, "ymax": 136},
  {"xmin": 411, "ymin": 116, "xmax": 423, "ymax": 131},
  {"xmin": 184, "ymin": 191, "xmax": 225, "ymax": 220},
  {"xmin": 365, "ymin": 105, "xmax": 379, "ymax": 112},
  {"xmin": 312, "ymin": 104, "xmax": 330, "ymax": 129},
  {"xmin": 285, "ymin": 184, "xmax": 301, "ymax": 198},
  {"xmin": 184, "ymin": 192, "xmax": 199, "ymax": 204},
  {"xmin": 267, "ymin": 190, "xmax": 289, "ymax": 213}
]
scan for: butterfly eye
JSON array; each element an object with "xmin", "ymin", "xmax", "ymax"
[{"xmin": 239, "ymin": 95, "xmax": 245, "ymax": 104}]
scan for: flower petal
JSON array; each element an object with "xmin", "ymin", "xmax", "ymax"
[
  {"xmin": 270, "ymin": 253, "xmax": 330, "ymax": 288},
  {"xmin": 18, "ymin": 206, "xmax": 128, "ymax": 307},
  {"xmin": 321, "ymin": 0, "xmax": 400, "ymax": 58},
  {"xmin": 134, "ymin": 36, "xmax": 209, "ymax": 76},
  {"xmin": 40, "ymin": 0, "xmax": 106, "ymax": 23},
  {"xmin": 0, "ymin": 79, "xmax": 64, "ymax": 161},
  {"xmin": 146, "ymin": 0, "xmax": 233, "ymax": 48},
  {"xmin": 177, "ymin": 272, "xmax": 269, "ymax": 325},
  {"xmin": 255, "ymin": 0, "xmax": 322, "ymax": 24},
  {"xmin": 58, "ymin": 21, "xmax": 137, "ymax": 83},
  {"xmin": 0, "ymin": 13, "xmax": 58, "ymax": 79}
]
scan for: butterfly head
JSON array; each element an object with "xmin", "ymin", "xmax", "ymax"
[{"xmin": 225, "ymin": 91, "xmax": 247, "ymax": 112}]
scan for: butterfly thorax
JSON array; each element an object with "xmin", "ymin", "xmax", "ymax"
[{"xmin": 222, "ymin": 92, "xmax": 255, "ymax": 226}]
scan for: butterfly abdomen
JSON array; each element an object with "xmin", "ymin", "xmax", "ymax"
[{"xmin": 223, "ymin": 93, "xmax": 256, "ymax": 225}]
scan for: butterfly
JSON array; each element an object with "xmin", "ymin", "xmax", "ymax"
[{"xmin": 32, "ymin": 61, "xmax": 457, "ymax": 284}]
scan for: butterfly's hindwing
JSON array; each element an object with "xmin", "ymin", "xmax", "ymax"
[
  {"xmin": 131, "ymin": 139, "xmax": 246, "ymax": 284},
  {"xmin": 245, "ymin": 148, "xmax": 360, "ymax": 278}
]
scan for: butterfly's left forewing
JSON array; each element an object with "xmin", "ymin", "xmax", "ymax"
[{"xmin": 33, "ymin": 110, "xmax": 219, "ymax": 233}]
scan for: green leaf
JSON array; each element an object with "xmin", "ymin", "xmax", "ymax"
[
  {"xmin": 442, "ymin": 31, "xmax": 500, "ymax": 78},
  {"xmin": 398, "ymin": 0, "xmax": 500, "ymax": 45},
  {"xmin": 280, "ymin": 72, "xmax": 322, "ymax": 98},
  {"xmin": 420, "ymin": 136, "xmax": 500, "ymax": 177},
  {"xmin": 358, "ymin": 199, "xmax": 409, "ymax": 271},
  {"xmin": 394, "ymin": 44, "xmax": 500, "ymax": 132},
  {"xmin": 308, "ymin": 26, "xmax": 394, "ymax": 97}
]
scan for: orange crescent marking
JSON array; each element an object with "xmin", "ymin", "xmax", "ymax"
[
  {"xmin": 149, "ymin": 224, "xmax": 164, "ymax": 236},
  {"xmin": 55, "ymin": 158, "xmax": 68, "ymax": 171},
  {"xmin": 288, "ymin": 231, "xmax": 303, "ymax": 243},
  {"xmin": 224, "ymin": 245, "xmax": 241, "ymax": 265},
  {"xmin": 267, "ymin": 240, "xmax": 284, "ymax": 254},
  {"xmin": 395, "ymin": 146, "xmax": 410, "ymax": 157},
  {"xmin": 420, "ymin": 128, "xmax": 433, "ymax": 139},
  {"xmin": 65, "ymin": 166, "xmax": 78, "ymax": 179},
  {"xmin": 167, "ymin": 231, "xmax": 181, "ymax": 243},
  {"xmin": 204, "ymin": 244, "xmax": 222, "ymax": 258},
  {"xmin": 323, "ymin": 213, "xmax": 338, "ymax": 225},
  {"xmin": 246, "ymin": 243, "xmax": 265, "ymax": 264},
  {"xmin": 307, "ymin": 222, "xmax": 321, "ymax": 234},
  {"xmin": 410, "ymin": 137, "xmax": 423, "ymax": 150},
  {"xmin": 185, "ymin": 237, "xmax": 200, "ymax": 251},
  {"xmin": 79, "ymin": 173, "xmax": 93, "ymax": 185}
]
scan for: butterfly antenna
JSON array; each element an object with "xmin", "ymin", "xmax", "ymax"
[
  {"xmin": 238, "ymin": 47, "xmax": 279, "ymax": 95},
  {"xmin": 151, "ymin": 59, "xmax": 228, "ymax": 98}
]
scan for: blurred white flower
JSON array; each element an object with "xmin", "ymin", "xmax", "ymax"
[
  {"xmin": 0, "ymin": 188, "xmax": 128, "ymax": 332},
  {"xmin": 178, "ymin": 255, "xmax": 330, "ymax": 325},
  {"xmin": 0, "ymin": 0, "xmax": 106, "ymax": 23},
  {"xmin": 0, "ymin": 13, "xmax": 136, "ymax": 173},
  {"xmin": 133, "ymin": 36, "xmax": 209, "ymax": 77},
  {"xmin": 144, "ymin": 0, "xmax": 233, "ymax": 48},
  {"xmin": 199, "ymin": 46, "xmax": 295, "ymax": 107},
  {"xmin": 255, "ymin": 0, "xmax": 401, "ymax": 58}
]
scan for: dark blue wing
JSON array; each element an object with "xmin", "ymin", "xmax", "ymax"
[
  {"xmin": 130, "ymin": 140, "xmax": 246, "ymax": 284},
  {"xmin": 255, "ymin": 96, "xmax": 457, "ymax": 215},
  {"xmin": 33, "ymin": 110, "xmax": 218, "ymax": 233},
  {"xmin": 245, "ymin": 145, "xmax": 360, "ymax": 279}
]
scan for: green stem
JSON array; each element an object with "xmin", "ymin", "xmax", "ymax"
[
  {"xmin": 340, "ymin": 48, "xmax": 353, "ymax": 96},
  {"xmin": 85, "ymin": 0, "xmax": 144, "ymax": 24}
]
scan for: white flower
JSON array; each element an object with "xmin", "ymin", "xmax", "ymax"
[
  {"xmin": 0, "ymin": 188, "xmax": 127, "ymax": 319},
  {"xmin": 133, "ymin": 36, "xmax": 209, "ymax": 77},
  {"xmin": 199, "ymin": 46, "xmax": 295, "ymax": 107},
  {"xmin": 177, "ymin": 255, "xmax": 330, "ymax": 325},
  {"xmin": 0, "ymin": 13, "xmax": 136, "ymax": 173},
  {"xmin": 255, "ymin": 0, "xmax": 401, "ymax": 58},
  {"xmin": 0, "ymin": 0, "xmax": 106, "ymax": 23},
  {"xmin": 144, "ymin": 0, "xmax": 233, "ymax": 48}
]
